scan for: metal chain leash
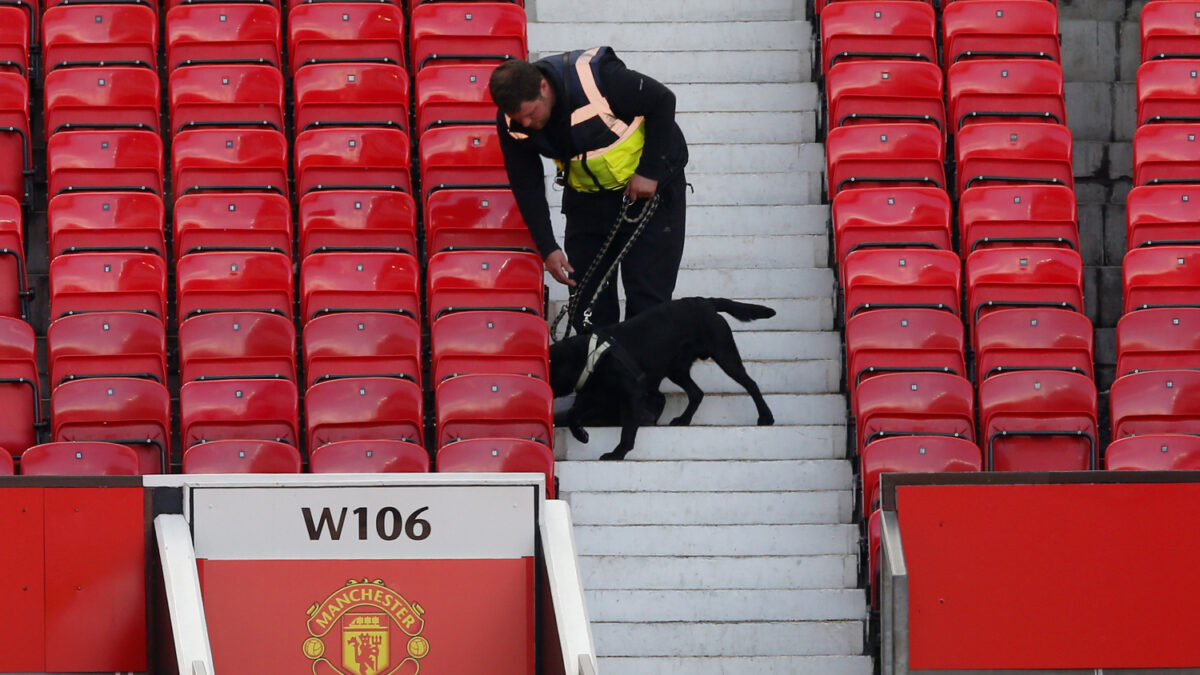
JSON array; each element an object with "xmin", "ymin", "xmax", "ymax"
[{"xmin": 550, "ymin": 193, "xmax": 661, "ymax": 341}]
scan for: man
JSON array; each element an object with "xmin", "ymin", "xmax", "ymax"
[{"xmin": 488, "ymin": 46, "xmax": 689, "ymax": 333}]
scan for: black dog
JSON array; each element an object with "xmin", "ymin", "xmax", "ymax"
[{"xmin": 549, "ymin": 297, "xmax": 776, "ymax": 460}]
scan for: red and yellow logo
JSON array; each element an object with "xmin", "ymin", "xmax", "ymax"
[{"xmin": 303, "ymin": 579, "xmax": 430, "ymax": 675}]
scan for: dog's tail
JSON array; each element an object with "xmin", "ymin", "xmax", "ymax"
[{"xmin": 708, "ymin": 297, "xmax": 776, "ymax": 322}]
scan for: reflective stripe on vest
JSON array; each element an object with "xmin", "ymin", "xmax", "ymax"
[{"xmin": 556, "ymin": 47, "xmax": 645, "ymax": 192}]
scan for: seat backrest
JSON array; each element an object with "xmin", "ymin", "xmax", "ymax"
[
  {"xmin": 182, "ymin": 439, "xmax": 301, "ymax": 474},
  {"xmin": 1132, "ymin": 122, "xmax": 1200, "ymax": 187},
  {"xmin": 171, "ymin": 127, "xmax": 289, "ymax": 198},
  {"xmin": 831, "ymin": 186, "xmax": 952, "ymax": 269},
  {"xmin": 436, "ymin": 437, "xmax": 556, "ymax": 498},
  {"xmin": 47, "ymin": 311, "xmax": 167, "ymax": 387},
  {"xmin": 302, "ymin": 311, "xmax": 422, "ymax": 388},
  {"xmin": 426, "ymin": 249, "xmax": 545, "ymax": 322},
  {"xmin": 974, "ymin": 307, "xmax": 1093, "ymax": 381},
  {"xmin": 179, "ymin": 378, "xmax": 299, "ymax": 448},
  {"xmin": 0, "ymin": 194, "xmax": 26, "ymax": 319},
  {"xmin": 409, "ymin": 2, "xmax": 527, "ymax": 71},
  {"xmin": 978, "ymin": 369, "xmax": 1098, "ymax": 471},
  {"xmin": 298, "ymin": 189, "xmax": 417, "ymax": 258},
  {"xmin": 1111, "ymin": 369, "xmax": 1200, "ymax": 438},
  {"xmin": 0, "ymin": 449, "xmax": 10, "ymax": 474},
  {"xmin": 415, "ymin": 62, "xmax": 501, "ymax": 136},
  {"xmin": 50, "ymin": 377, "xmax": 171, "ymax": 473},
  {"xmin": 0, "ymin": 72, "xmax": 29, "ymax": 204},
  {"xmin": 955, "ymin": 122, "xmax": 1074, "ymax": 195},
  {"xmin": 293, "ymin": 62, "xmax": 410, "ymax": 133},
  {"xmin": 1106, "ymin": 434, "xmax": 1200, "ymax": 471},
  {"xmin": 308, "ymin": 439, "xmax": 430, "ymax": 473},
  {"xmin": 175, "ymin": 250, "xmax": 294, "ymax": 324},
  {"xmin": 179, "ymin": 310, "xmax": 297, "ymax": 383},
  {"xmin": 44, "ymin": 65, "xmax": 161, "ymax": 137},
  {"xmin": 299, "ymin": 250, "xmax": 421, "ymax": 324},
  {"xmin": 842, "ymin": 248, "xmax": 962, "ymax": 322},
  {"xmin": 288, "ymin": 1, "xmax": 405, "ymax": 76},
  {"xmin": 435, "ymin": 372, "xmax": 554, "ymax": 448},
  {"xmin": 0, "ymin": 6, "xmax": 30, "ymax": 79},
  {"xmin": 49, "ymin": 251, "xmax": 169, "ymax": 322},
  {"xmin": 46, "ymin": 129, "xmax": 164, "ymax": 196},
  {"xmin": 942, "ymin": 0, "xmax": 1060, "ymax": 70},
  {"xmin": 42, "ymin": 4, "xmax": 158, "ymax": 72},
  {"xmin": 305, "ymin": 376, "xmax": 425, "ymax": 449},
  {"xmin": 964, "ymin": 246, "xmax": 1084, "ymax": 325},
  {"xmin": 947, "ymin": 58, "xmax": 1065, "ymax": 133},
  {"xmin": 957, "ymin": 184, "xmax": 1078, "ymax": 253},
  {"xmin": 826, "ymin": 123, "xmax": 947, "ymax": 195},
  {"xmin": 431, "ymin": 309, "xmax": 549, "ymax": 383},
  {"xmin": 424, "ymin": 187, "xmax": 536, "ymax": 256},
  {"xmin": 167, "ymin": 63, "xmax": 285, "ymax": 136},
  {"xmin": 1116, "ymin": 307, "xmax": 1200, "ymax": 376},
  {"xmin": 419, "ymin": 124, "xmax": 508, "ymax": 208},
  {"xmin": 859, "ymin": 435, "xmax": 981, "ymax": 517},
  {"xmin": 1136, "ymin": 58, "xmax": 1200, "ymax": 126},
  {"xmin": 819, "ymin": 0, "xmax": 937, "ymax": 76},
  {"xmin": 1140, "ymin": 1, "xmax": 1200, "ymax": 62},
  {"xmin": 1122, "ymin": 245, "xmax": 1200, "ymax": 313},
  {"xmin": 47, "ymin": 191, "xmax": 166, "ymax": 258},
  {"xmin": 172, "ymin": 191, "xmax": 293, "ymax": 259},
  {"xmin": 165, "ymin": 2, "xmax": 282, "ymax": 70},
  {"xmin": 293, "ymin": 127, "xmax": 412, "ymax": 195},
  {"xmin": 1125, "ymin": 184, "xmax": 1200, "ymax": 250},
  {"xmin": 854, "ymin": 371, "xmax": 976, "ymax": 454},
  {"xmin": 825, "ymin": 60, "xmax": 945, "ymax": 137},
  {"xmin": 21, "ymin": 441, "xmax": 140, "ymax": 476},
  {"xmin": 0, "ymin": 314, "xmax": 38, "ymax": 456}
]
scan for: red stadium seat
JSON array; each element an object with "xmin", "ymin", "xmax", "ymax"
[
  {"xmin": 844, "ymin": 308, "xmax": 965, "ymax": 417},
  {"xmin": 947, "ymin": 59, "xmax": 1066, "ymax": 133},
  {"xmin": 182, "ymin": 439, "xmax": 301, "ymax": 474},
  {"xmin": 979, "ymin": 370, "xmax": 1098, "ymax": 471},
  {"xmin": 47, "ymin": 192, "xmax": 165, "ymax": 258},
  {"xmin": 308, "ymin": 439, "xmax": 430, "ymax": 474},
  {"xmin": 409, "ymin": 2, "xmax": 527, "ymax": 71},
  {"xmin": 819, "ymin": 1, "xmax": 937, "ymax": 76},
  {"xmin": 831, "ymin": 187, "xmax": 952, "ymax": 269},
  {"xmin": 46, "ymin": 129, "xmax": 163, "ymax": 197},
  {"xmin": 47, "ymin": 312, "xmax": 167, "ymax": 387},
  {"xmin": 825, "ymin": 123, "xmax": 946, "ymax": 194},
  {"xmin": 294, "ymin": 127, "xmax": 412, "ymax": 195},
  {"xmin": 426, "ymin": 249, "xmax": 545, "ymax": 322},
  {"xmin": 299, "ymin": 250, "xmax": 421, "ymax": 324},
  {"xmin": 435, "ymin": 373, "xmax": 554, "ymax": 447},
  {"xmin": 44, "ymin": 66, "xmax": 160, "ymax": 136},
  {"xmin": 955, "ymin": 122, "xmax": 1074, "ymax": 195},
  {"xmin": 859, "ymin": 435, "xmax": 981, "ymax": 518},
  {"xmin": 175, "ymin": 250, "xmax": 294, "ymax": 324},
  {"xmin": 1140, "ymin": 1, "xmax": 1200, "ymax": 63},
  {"xmin": 0, "ymin": 315, "xmax": 38, "ymax": 458},
  {"xmin": 302, "ymin": 312, "xmax": 422, "ymax": 388},
  {"xmin": 419, "ymin": 125, "xmax": 508, "ymax": 210},
  {"xmin": 0, "ymin": 6, "xmax": 30, "ymax": 79},
  {"xmin": 1125, "ymin": 185, "xmax": 1200, "ymax": 250},
  {"xmin": 437, "ymin": 437, "xmax": 556, "ymax": 498},
  {"xmin": 825, "ymin": 60, "xmax": 945, "ymax": 137},
  {"xmin": 51, "ymin": 377, "xmax": 171, "ymax": 473},
  {"xmin": 165, "ymin": 2, "xmax": 282, "ymax": 71},
  {"xmin": 942, "ymin": 0, "xmax": 1060, "ymax": 70},
  {"xmin": 0, "ymin": 195, "xmax": 27, "ymax": 318},
  {"xmin": 424, "ymin": 187, "xmax": 535, "ymax": 256},
  {"xmin": 178, "ymin": 311, "xmax": 297, "ymax": 383},
  {"xmin": 42, "ymin": 4, "xmax": 158, "ymax": 72},
  {"xmin": 305, "ymin": 377, "xmax": 425, "ymax": 449},
  {"xmin": 293, "ymin": 62, "xmax": 410, "ymax": 133},
  {"xmin": 974, "ymin": 307, "xmax": 1093, "ymax": 382},
  {"xmin": 171, "ymin": 127, "xmax": 289, "ymax": 199},
  {"xmin": 415, "ymin": 62, "xmax": 501, "ymax": 136},
  {"xmin": 168, "ymin": 64, "xmax": 285, "ymax": 136},
  {"xmin": 1122, "ymin": 245, "xmax": 1200, "ymax": 313},
  {"xmin": 430, "ymin": 309, "xmax": 549, "ymax": 383},
  {"xmin": 0, "ymin": 71, "xmax": 29, "ymax": 204},
  {"xmin": 20, "ymin": 441, "xmax": 140, "ymax": 476},
  {"xmin": 49, "ymin": 251, "xmax": 168, "ymax": 322},
  {"xmin": 964, "ymin": 247, "xmax": 1084, "ymax": 325},
  {"xmin": 1106, "ymin": 434, "xmax": 1200, "ymax": 471},
  {"xmin": 1136, "ymin": 59, "xmax": 1200, "ymax": 126},
  {"xmin": 957, "ymin": 184, "xmax": 1078, "ymax": 253},
  {"xmin": 1116, "ymin": 307, "xmax": 1200, "ymax": 376},
  {"xmin": 855, "ymin": 371, "xmax": 975, "ymax": 454},
  {"xmin": 1110, "ymin": 370, "xmax": 1200, "ymax": 438},
  {"xmin": 0, "ymin": 449, "xmax": 10, "ymax": 474},
  {"xmin": 172, "ymin": 192, "xmax": 293, "ymax": 259},
  {"xmin": 841, "ymin": 248, "xmax": 962, "ymax": 322},
  {"xmin": 180, "ymin": 378, "xmax": 299, "ymax": 448},
  {"xmin": 298, "ymin": 190, "xmax": 418, "ymax": 258},
  {"xmin": 288, "ymin": 1, "xmax": 405, "ymax": 76},
  {"xmin": 1133, "ymin": 123, "xmax": 1200, "ymax": 186}
]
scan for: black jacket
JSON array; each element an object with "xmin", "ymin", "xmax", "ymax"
[{"xmin": 496, "ymin": 48, "xmax": 688, "ymax": 259}]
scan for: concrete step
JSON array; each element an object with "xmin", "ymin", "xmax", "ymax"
[
  {"xmin": 556, "ymin": 459, "xmax": 851, "ymax": 493},
  {"xmin": 651, "ymin": 357, "xmax": 839, "ymax": 395},
  {"xmin": 566, "ymin": 490, "xmax": 854, "ymax": 525},
  {"xmin": 531, "ymin": 0, "xmax": 804, "ymax": 23},
  {"xmin": 528, "ymin": 21, "xmax": 812, "ymax": 53},
  {"xmin": 585, "ymin": 588, "xmax": 867, "ymax": 621},
  {"xmin": 680, "ymin": 112, "xmax": 818, "ymax": 144},
  {"xmin": 685, "ymin": 234, "xmax": 827, "ymax": 269},
  {"xmin": 677, "ymin": 82, "xmax": 819, "ymax": 113},
  {"xmin": 688, "ymin": 142, "xmax": 825, "ymax": 174},
  {"xmin": 729, "ymin": 331, "xmax": 842, "ymax": 361},
  {"xmin": 546, "ymin": 297, "xmax": 836, "ymax": 332},
  {"xmin": 578, "ymin": 554, "xmax": 858, "ymax": 590},
  {"xmin": 574, "ymin": 524, "xmax": 859, "ymax": 557},
  {"xmin": 658, "ymin": 392, "xmax": 846, "ymax": 427},
  {"xmin": 554, "ymin": 425, "xmax": 848, "ymax": 461},
  {"xmin": 592, "ymin": 620, "xmax": 863, "ymax": 657},
  {"xmin": 595, "ymin": 654, "xmax": 875, "ymax": 675},
  {"xmin": 568, "ymin": 50, "xmax": 813, "ymax": 85},
  {"xmin": 547, "ymin": 203, "xmax": 830, "ymax": 238}
]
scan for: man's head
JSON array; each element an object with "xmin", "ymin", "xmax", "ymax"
[{"xmin": 489, "ymin": 59, "xmax": 555, "ymax": 130}]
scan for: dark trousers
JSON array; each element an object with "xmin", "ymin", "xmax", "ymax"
[{"xmin": 562, "ymin": 172, "xmax": 687, "ymax": 332}]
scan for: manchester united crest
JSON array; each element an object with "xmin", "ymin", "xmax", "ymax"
[{"xmin": 303, "ymin": 579, "xmax": 429, "ymax": 675}]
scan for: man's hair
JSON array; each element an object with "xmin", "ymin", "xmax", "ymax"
[{"xmin": 488, "ymin": 59, "xmax": 545, "ymax": 115}]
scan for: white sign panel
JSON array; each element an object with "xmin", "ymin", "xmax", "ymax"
[{"xmin": 192, "ymin": 485, "xmax": 536, "ymax": 560}]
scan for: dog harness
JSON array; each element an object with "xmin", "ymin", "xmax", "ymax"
[{"xmin": 575, "ymin": 333, "xmax": 613, "ymax": 391}]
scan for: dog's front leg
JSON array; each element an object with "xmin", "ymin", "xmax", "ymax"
[
  {"xmin": 564, "ymin": 396, "xmax": 590, "ymax": 444},
  {"xmin": 599, "ymin": 386, "xmax": 645, "ymax": 460}
]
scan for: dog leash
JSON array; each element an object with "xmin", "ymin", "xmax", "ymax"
[{"xmin": 550, "ymin": 193, "xmax": 661, "ymax": 341}]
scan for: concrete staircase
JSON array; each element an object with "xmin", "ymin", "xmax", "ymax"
[{"xmin": 527, "ymin": 0, "xmax": 873, "ymax": 672}]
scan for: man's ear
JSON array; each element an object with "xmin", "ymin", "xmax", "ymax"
[{"xmin": 540, "ymin": 77, "xmax": 553, "ymax": 104}]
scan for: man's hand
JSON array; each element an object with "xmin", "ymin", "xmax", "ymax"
[
  {"xmin": 545, "ymin": 249, "xmax": 576, "ymax": 286},
  {"xmin": 624, "ymin": 173, "xmax": 659, "ymax": 200}
]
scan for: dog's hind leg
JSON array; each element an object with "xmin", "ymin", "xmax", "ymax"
[
  {"xmin": 599, "ymin": 384, "xmax": 645, "ymax": 460},
  {"xmin": 710, "ymin": 326, "xmax": 775, "ymax": 426},
  {"xmin": 666, "ymin": 367, "xmax": 704, "ymax": 426}
]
